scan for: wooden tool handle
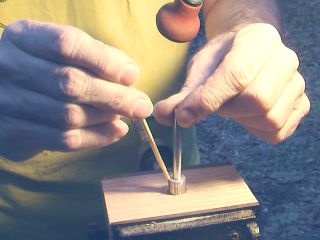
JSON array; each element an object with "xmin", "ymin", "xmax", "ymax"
[{"xmin": 156, "ymin": 0, "xmax": 203, "ymax": 42}]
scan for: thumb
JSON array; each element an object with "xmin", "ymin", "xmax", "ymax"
[
  {"xmin": 154, "ymin": 33, "xmax": 235, "ymax": 126},
  {"xmin": 176, "ymin": 24, "xmax": 279, "ymax": 127}
]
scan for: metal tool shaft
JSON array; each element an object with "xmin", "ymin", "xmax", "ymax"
[
  {"xmin": 169, "ymin": 110, "xmax": 187, "ymax": 195},
  {"xmin": 173, "ymin": 112, "xmax": 182, "ymax": 180}
]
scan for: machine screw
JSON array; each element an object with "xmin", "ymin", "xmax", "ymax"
[
  {"xmin": 227, "ymin": 230, "xmax": 241, "ymax": 240},
  {"xmin": 246, "ymin": 221, "xmax": 261, "ymax": 240}
]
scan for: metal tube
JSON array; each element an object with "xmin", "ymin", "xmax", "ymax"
[
  {"xmin": 173, "ymin": 110, "xmax": 182, "ymax": 180},
  {"xmin": 168, "ymin": 110, "xmax": 187, "ymax": 195}
]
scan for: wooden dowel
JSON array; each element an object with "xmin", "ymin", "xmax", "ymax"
[{"xmin": 139, "ymin": 119, "xmax": 170, "ymax": 180}]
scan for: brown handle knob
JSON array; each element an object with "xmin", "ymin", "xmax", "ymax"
[{"xmin": 156, "ymin": 0, "xmax": 203, "ymax": 43}]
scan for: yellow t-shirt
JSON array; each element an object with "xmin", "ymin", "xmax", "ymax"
[{"xmin": 0, "ymin": 1, "xmax": 199, "ymax": 239}]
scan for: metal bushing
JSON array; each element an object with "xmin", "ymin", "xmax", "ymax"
[{"xmin": 168, "ymin": 174, "xmax": 187, "ymax": 195}]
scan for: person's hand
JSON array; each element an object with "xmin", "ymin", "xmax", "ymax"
[
  {"xmin": 154, "ymin": 23, "xmax": 310, "ymax": 144},
  {"xmin": 0, "ymin": 20, "xmax": 153, "ymax": 160}
]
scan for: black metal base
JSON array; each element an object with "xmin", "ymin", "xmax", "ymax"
[{"xmin": 108, "ymin": 209, "xmax": 260, "ymax": 240}]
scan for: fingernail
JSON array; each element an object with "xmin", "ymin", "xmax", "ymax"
[
  {"xmin": 133, "ymin": 99, "xmax": 153, "ymax": 119},
  {"xmin": 120, "ymin": 64, "xmax": 140, "ymax": 85},
  {"xmin": 177, "ymin": 109, "xmax": 198, "ymax": 127}
]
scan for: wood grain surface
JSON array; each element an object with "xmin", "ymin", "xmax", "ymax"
[{"xmin": 102, "ymin": 165, "xmax": 259, "ymax": 225}]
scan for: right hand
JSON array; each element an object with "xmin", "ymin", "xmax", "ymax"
[{"xmin": 0, "ymin": 20, "xmax": 153, "ymax": 161}]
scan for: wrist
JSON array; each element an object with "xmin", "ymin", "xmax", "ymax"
[{"xmin": 203, "ymin": 0, "xmax": 281, "ymax": 40}]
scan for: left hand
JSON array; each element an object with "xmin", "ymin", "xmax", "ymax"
[{"xmin": 154, "ymin": 23, "xmax": 310, "ymax": 144}]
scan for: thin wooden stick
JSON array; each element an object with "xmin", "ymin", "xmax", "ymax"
[{"xmin": 139, "ymin": 119, "xmax": 170, "ymax": 180}]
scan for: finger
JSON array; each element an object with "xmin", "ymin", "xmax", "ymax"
[
  {"xmin": 57, "ymin": 120, "xmax": 129, "ymax": 151},
  {"xmin": 1, "ymin": 46, "xmax": 153, "ymax": 119},
  {"xmin": 218, "ymin": 46, "xmax": 299, "ymax": 118},
  {"xmin": 183, "ymin": 32, "xmax": 236, "ymax": 91},
  {"xmin": 176, "ymin": 24, "xmax": 281, "ymax": 127},
  {"xmin": 50, "ymin": 67, "xmax": 153, "ymax": 119},
  {"xmin": 0, "ymin": 82, "xmax": 119, "ymax": 129},
  {"xmin": 153, "ymin": 32, "xmax": 235, "ymax": 126},
  {"xmin": 3, "ymin": 20, "xmax": 140, "ymax": 85},
  {"xmin": 245, "ymin": 94, "xmax": 310, "ymax": 144},
  {"xmin": 234, "ymin": 73, "xmax": 305, "ymax": 132},
  {"xmin": 0, "ymin": 116, "xmax": 129, "ymax": 161},
  {"xmin": 153, "ymin": 92, "xmax": 189, "ymax": 126}
]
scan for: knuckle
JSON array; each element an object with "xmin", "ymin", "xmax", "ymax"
[
  {"xmin": 297, "ymin": 74, "xmax": 306, "ymax": 93},
  {"xmin": 304, "ymin": 97, "xmax": 311, "ymax": 115},
  {"xmin": 52, "ymin": 27, "xmax": 82, "ymax": 58},
  {"xmin": 1, "ymin": 20, "xmax": 34, "ymax": 45},
  {"xmin": 248, "ymin": 91, "xmax": 273, "ymax": 113},
  {"xmin": 264, "ymin": 114, "xmax": 285, "ymax": 131},
  {"xmin": 93, "ymin": 41, "xmax": 111, "ymax": 72},
  {"xmin": 300, "ymin": 95, "xmax": 311, "ymax": 117},
  {"xmin": 282, "ymin": 47, "xmax": 299, "ymax": 70},
  {"xmin": 224, "ymin": 56, "xmax": 252, "ymax": 92},
  {"xmin": 2, "ymin": 20, "xmax": 30, "ymax": 41},
  {"xmin": 198, "ymin": 86, "xmax": 221, "ymax": 114},
  {"xmin": 61, "ymin": 130, "xmax": 84, "ymax": 151},
  {"xmin": 109, "ymin": 91, "xmax": 127, "ymax": 112},
  {"xmin": 96, "ymin": 133, "xmax": 114, "ymax": 147},
  {"xmin": 61, "ymin": 104, "xmax": 84, "ymax": 129},
  {"xmin": 57, "ymin": 68, "xmax": 89, "ymax": 99},
  {"xmin": 256, "ymin": 93, "xmax": 273, "ymax": 112}
]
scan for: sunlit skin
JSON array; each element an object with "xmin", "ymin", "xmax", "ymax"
[
  {"xmin": 0, "ymin": 0, "xmax": 310, "ymax": 160},
  {"xmin": 154, "ymin": 0, "xmax": 310, "ymax": 144},
  {"xmin": 0, "ymin": 21, "xmax": 153, "ymax": 160}
]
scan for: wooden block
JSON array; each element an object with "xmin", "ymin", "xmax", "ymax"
[{"xmin": 102, "ymin": 165, "xmax": 259, "ymax": 226}]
